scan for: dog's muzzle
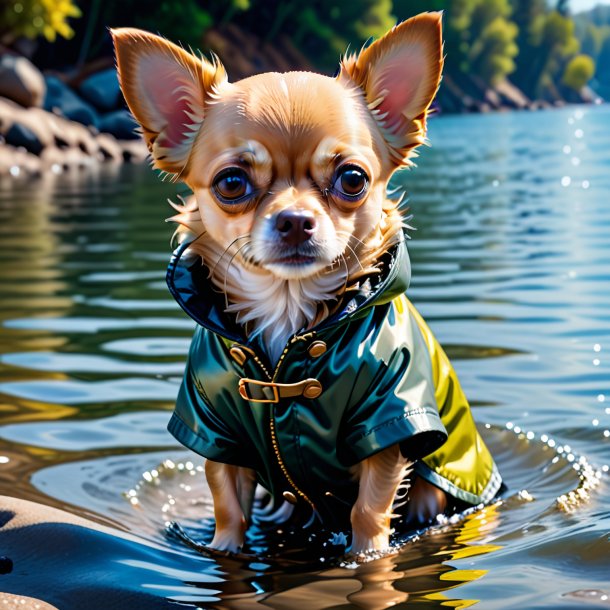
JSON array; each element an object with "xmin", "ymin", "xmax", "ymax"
[{"xmin": 238, "ymin": 378, "xmax": 323, "ymax": 403}]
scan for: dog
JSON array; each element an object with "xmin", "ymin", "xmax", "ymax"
[{"xmin": 112, "ymin": 12, "xmax": 501, "ymax": 556}]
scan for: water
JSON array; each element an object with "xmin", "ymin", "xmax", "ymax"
[{"xmin": 0, "ymin": 106, "xmax": 608, "ymax": 609}]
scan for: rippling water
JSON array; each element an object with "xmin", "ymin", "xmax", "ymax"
[{"xmin": 0, "ymin": 106, "xmax": 609, "ymax": 609}]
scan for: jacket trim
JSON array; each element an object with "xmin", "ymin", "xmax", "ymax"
[
  {"xmin": 167, "ymin": 411, "xmax": 250, "ymax": 468},
  {"xmin": 414, "ymin": 460, "xmax": 502, "ymax": 505},
  {"xmin": 166, "ymin": 235, "xmax": 411, "ymax": 341},
  {"xmin": 166, "ymin": 241, "xmax": 243, "ymax": 342},
  {"xmin": 348, "ymin": 408, "xmax": 448, "ymax": 464}
]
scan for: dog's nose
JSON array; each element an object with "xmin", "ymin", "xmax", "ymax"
[{"xmin": 275, "ymin": 210, "xmax": 317, "ymax": 245}]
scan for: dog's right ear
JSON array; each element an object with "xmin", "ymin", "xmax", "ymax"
[
  {"xmin": 338, "ymin": 13, "xmax": 443, "ymax": 167},
  {"xmin": 111, "ymin": 28, "xmax": 227, "ymax": 177}
]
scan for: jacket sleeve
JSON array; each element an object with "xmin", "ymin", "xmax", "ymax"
[
  {"xmin": 339, "ymin": 300, "xmax": 448, "ymax": 465},
  {"xmin": 167, "ymin": 329, "xmax": 250, "ymax": 466}
]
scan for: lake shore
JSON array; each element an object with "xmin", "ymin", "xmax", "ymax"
[
  {"xmin": 0, "ymin": 38, "xmax": 603, "ymax": 179},
  {"xmin": 0, "ymin": 51, "xmax": 147, "ymax": 178}
]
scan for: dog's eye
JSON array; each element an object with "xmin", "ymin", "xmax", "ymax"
[
  {"xmin": 213, "ymin": 168, "xmax": 252, "ymax": 202},
  {"xmin": 333, "ymin": 165, "xmax": 369, "ymax": 199}
]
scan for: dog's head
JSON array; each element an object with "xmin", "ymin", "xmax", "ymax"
[{"xmin": 112, "ymin": 15, "xmax": 442, "ymax": 283}]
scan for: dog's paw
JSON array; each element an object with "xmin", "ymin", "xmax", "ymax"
[
  {"xmin": 349, "ymin": 531, "xmax": 389, "ymax": 555},
  {"xmin": 342, "ymin": 545, "xmax": 396, "ymax": 565},
  {"xmin": 209, "ymin": 531, "xmax": 244, "ymax": 554},
  {"xmin": 166, "ymin": 521, "xmax": 241, "ymax": 557}
]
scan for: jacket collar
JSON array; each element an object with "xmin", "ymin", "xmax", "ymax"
[{"xmin": 166, "ymin": 233, "xmax": 411, "ymax": 343}]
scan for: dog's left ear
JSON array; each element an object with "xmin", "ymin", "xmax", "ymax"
[
  {"xmin": 339, "ymin": 12, "xmax": 443, "ymax": 165},
  {"xmin": 111, "ymin": 28, "xmax": 227, "ymax": 177}
]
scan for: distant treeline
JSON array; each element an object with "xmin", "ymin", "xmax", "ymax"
[{"xmin": 2, "ymin": 0, "xmax": 608, "ymax": 99}]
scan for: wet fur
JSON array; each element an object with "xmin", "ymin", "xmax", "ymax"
[{"xmin": 113, "ymin": 13, "xmax": 447, "ymax": 555}]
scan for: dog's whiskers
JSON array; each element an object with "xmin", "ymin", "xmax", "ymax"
[
  {"xmin": 334, "ymin": 231, "xmax": 366, "ymax": 273},
  {"xmin": 343, "ymin": 242, "xmax": 365, "ymax": 271},
  {"xmin": 222, "ymin": 241, "xmax": 252, "ymax": 311},
  {"xmin": 336, "ymin": 231, "xmax": 368, "ymax": 252},
  {"xmin": 210, "ymin": 234, "xmax": 251, "ymax": 278}
]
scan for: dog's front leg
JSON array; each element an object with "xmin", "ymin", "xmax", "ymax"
[
  {"xmin": 349, "ymin": 444, "xmax": 413, "ymax": 554},
  {"xmin": 205, "ymin": 459, "xmax": 255, "ymax": 552}
]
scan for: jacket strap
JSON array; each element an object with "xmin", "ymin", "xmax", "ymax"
[{"xmin": 238, "ymin": 378, "xmax": 323, "ymax": 403}]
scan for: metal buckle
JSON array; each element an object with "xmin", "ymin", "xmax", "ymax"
[{"xmin": 238, "ymin": 378, "xmax": 280, "ymax": 403}]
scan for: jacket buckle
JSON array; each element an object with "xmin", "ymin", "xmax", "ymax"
[
  {"xmin": 238, "ymin": 378, "xmax": 322, "ymax": 403},
  {"xmin": 238, "ymin": 379, "xmax": 280, "ymax": 403}
]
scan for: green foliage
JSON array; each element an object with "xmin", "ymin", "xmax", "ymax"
[
  {"xmin": 137, "ymin": 2, "xmax": 212, "ymax": 48},
  {"xmin": 539, "ymin": 11, "xmax": 578, "ymax": 53},
  {"xmin": 467, "ymin": 0, "xmax": 519, "ymax": 85},
  {"xmin": 574, "ymin": 7, "xmax": 610, "ymax": 89},
  {"xmin": 562, "ymin": 54, "xmax": 595, "ymax": 90},
  {"xmin": 0, "ymin": 0, "xmax": 81, "ymax": 44},
  {"xmin": 1, "ymin": 0, "xmax": 602, "ymax": 105},
  {"xmin": 400, "ymin": 0, "xmax": 517, "ymax": 86},
  {"xmin": 352, "ymin": 0, "xmax": 395, "ymax": 41},
  {"xmin": 510, "ymin": 6, "xmax": 582, "ymax": 97},
  {"xmin": 579, "ymin": 23, "xmax": 605, "ymax": 58},
  {"xmin": 233, "ymin": 0, "xmax": 251, "ymax": 10},
  {"xmin": 296, "ymin": 0, "xmax": 396, "ymax": 69},
  {"xmin": 100, "ymin": 0, "xmax": 214, "ymax": 50}
]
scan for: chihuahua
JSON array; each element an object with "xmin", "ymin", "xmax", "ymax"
[{"xmin": 113, "ymin": 13, "xmax": 501, "ymax": 556}]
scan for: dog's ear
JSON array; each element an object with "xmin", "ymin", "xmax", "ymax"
[
  {"xmin": 111, "ymin": 28, "xmax": 226, "ymax": 177},
  {"xmin": 339, "ymin": 12, "xmax": 443, "ymax": 166}
]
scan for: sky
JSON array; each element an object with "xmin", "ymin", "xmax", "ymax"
[{"xmin": 570, "ymin": 0, "xmax": 610, "ymax": 12}]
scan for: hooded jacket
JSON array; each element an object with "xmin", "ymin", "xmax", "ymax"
[{"xmin": 166, "ymin": 237, "xmax": 502, "ymax": 527}]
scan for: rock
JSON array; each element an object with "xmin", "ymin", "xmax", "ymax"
[
  {"xmin": 5, "ymin": 122, "xmax": 43, "ymax": 155},
  {"xmin": 561, "ymin": 84, "xmax": 599, "ymax": 105},
  {"xmin": 37, "ymin": 110, "xmax": 99, "ymax": 159},
  {"xmin": 0, "ymin": 556, "xmax": 12, "ymax": 574},
  {"xmin": 482, "ymin": 88, "xmax": 502, "ymax": 109},
  {"xmin": 39, "ymin": 145, "xmax": 66, "ymax": 170},
  {"xmin": 118, "ymin": 138, "xmax": 148, "ymax": 163},
  {"xmin": 0, "ymin": 95, "xmax": 22, "ymax": 132},
  {"xmin": 69, "ymin": 121, "xmax": 99, "ymax": 156},
  {"xmin": 96, "ymin": 133, "xmax": 123, "ymax": 162},
  {"xmin": 27, "ymin": 108, "xmax": 70, "ymax": 149},
  {"xmin": 0, "ymin": 54, "xmax": 46, "ymax": 107},
  {"xmin": 44, "ymin": 76, "xmax": 99, "ymax": 127},
  {"xmin": 495, "ymin": 80, "xmax": 531, "ymax": 110},
  {"xmin": 79, "ymin": 68, "xmax": 122, "ymax": 111},
  {"xmin": 0, "ymin": 97, "xmax": 54, "ymax": 153},
  {"xmin": 98, "ymin": 109, "xmax": 139, "ymax": 140},
  {"xmin": 39, "ymin": 110, "xmax": 81, "ymax": 149},
  {"xmin": 530, "ymin": 100, "xmax": 552, "ymax": 110},
  {"xmin": 61, "ymin": 145, "xmax": 94, "ymax": 169},
  {"xmin": 0, "ymin": 593, "xmax": 58, "ymax": 610},
  {"xmin": 0, "ymin": 144, "xmax": 41, "ymax": 177}
]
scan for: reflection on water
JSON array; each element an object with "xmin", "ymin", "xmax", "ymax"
[{"xmin": 0, "ymin": 107, "xmax": 609, "ymax": 609}]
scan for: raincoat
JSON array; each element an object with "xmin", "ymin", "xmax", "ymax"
[{"xmin": 166, "ymin": 237, "xmax": 502, "ymax": 526}]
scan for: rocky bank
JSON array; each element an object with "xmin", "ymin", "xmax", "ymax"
[
  {"xmin": 0, "ymin": 51, "xmax": 147, "ymax": 178},
  {"xmin": 1, "ymin": 27, "xmax": 601, "ymax": 179}
]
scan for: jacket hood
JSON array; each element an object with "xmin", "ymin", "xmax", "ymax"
[{"xmin": 166, "ymin": 233, "xmax": 411, "ymax": 343}]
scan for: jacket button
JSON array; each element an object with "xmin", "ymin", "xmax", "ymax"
[
  {"xmin": 282, "ymin": 491, "xmax": 297, "ymax": 504},
  {"xmin": 302, "ymin": 380, "xmax": 322, "ymax": 399},
  {"xmin": 229, "ymin": 346, "xmax": 247, "ymax": 366},
  {"xmin": 308, "ymin": 341, "xmax": 327, "ymax": 358}
]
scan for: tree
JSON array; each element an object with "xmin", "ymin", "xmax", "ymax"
[
  {"xmin": 510, "ymin": 0, "xmax": 546, "ymax": 93},
  {"xmin": 467, "ymin": 0, "xmax": 519, "ymax": 85},
  {"xmin": 562, "ymin": 53, "xmax": 595, "ymax": 90},
  {"xmin": 511, "ymin": 8, "xmax": 580, "ymax": 97},
  {"xmin": 0, "ymin": 0, "xmax": 81, "ymax": 45}
]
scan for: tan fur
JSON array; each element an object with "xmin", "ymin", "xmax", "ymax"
[
  {"xmin": 350, "ymin": 445, "xmax": 413, "ymax": 553},
  {"xmin": 205, "ymin": 461, "xmax": 255, "ymax": 552},
  {"xmin": 114, "ymin": 12, "xmax": 447, "ymax": 554},
  {"xmin": 406, "ymin": 475, "xmax": 448, "ymax": 523}
]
